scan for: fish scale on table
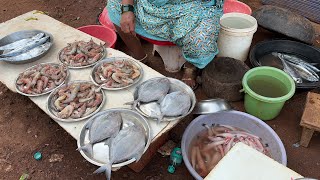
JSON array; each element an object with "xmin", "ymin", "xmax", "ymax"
[{"xmin": 94, "ymin": 124, "xmax": 146, "ymax": 180}]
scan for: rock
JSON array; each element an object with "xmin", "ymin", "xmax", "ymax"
[{"xmin": 49, "ymin": 154, "xmax": 64, "ymax": 163}]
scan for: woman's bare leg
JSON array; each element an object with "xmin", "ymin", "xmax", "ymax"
[
  {"xmin": 182, "ymin": 61, "xmax": 198, "ymax": 90},
  {"xmin": 114, "ymin": 25, "xmax": 147, "ymax": 61}
]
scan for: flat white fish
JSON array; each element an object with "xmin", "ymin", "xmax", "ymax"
[
  {"xmin": 127, "ymin": 78, "xmax": 170, "ymax": 107},
  {"xmin": 158, "ymin": 91, "xmax": 191, "ymax": 123},
  {"xmin": 0, "ymin": 32, "xmax": 45, "ymax": 50},
  {"xmin": 94, "ymin": 125, "xmax": 146, "ymax": 180},
  {"xmin": 78, "ymin": 111, "xmax": 122, "ymax": 155},
  {"xmin": 1, "ymin": 35, "xmax": 50, "ymax": 57},
  {"xmin": 0, "ymin": 41, "xmax": 52, "ymax": 62}
]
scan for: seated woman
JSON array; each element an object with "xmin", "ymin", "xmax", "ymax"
[{"xmin": 107, "ymin": 0, "xmax": 224, "ymax": 89}]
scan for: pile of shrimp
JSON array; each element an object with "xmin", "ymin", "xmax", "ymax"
[
  {"xmin": 93, "ymin": 60, "xmax": 141, "ymax": 88},
  {"xmin": 50, "ymin": 82, "xmax": 103, "ymax": 119},
  {"xmin": 16, "ymin": 63, "xmax": 68, "ymax": 95},
  {"xmin": 190, "ymin": 124, "xmax": 269, "ymax": 177},
  {"xmin": 59, "ymin": 39, "xmax": 104, "ymax": 67}
]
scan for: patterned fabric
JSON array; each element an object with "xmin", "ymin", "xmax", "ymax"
[{"xmin": 107, "ymin": 0, "xmax": 224, "ymax": 69}]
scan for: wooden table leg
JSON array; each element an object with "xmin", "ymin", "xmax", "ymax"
[
  {"xmin": 300, "ymin": 127, "xmax": 315, "ymax": 147},
  {"xmin": 127, "ymin": 131, "xmax": 170, "ymax": 172}
]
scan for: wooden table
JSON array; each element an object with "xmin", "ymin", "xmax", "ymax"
[
  {"xmin": 300, "ymin": 92, "xmax": 320, "ymax": 147},
  {"xmin": 0, "ymin": 10, "xmax": 182, "ymax": 172}
]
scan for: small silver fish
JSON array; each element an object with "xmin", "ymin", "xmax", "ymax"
[
  {"xmin": 127, "ymin": 78, "xmax": 170, "ymax": 108},
  {"xmin": 158, "ymin": 91, "xmax": 191, "ymax": 123},
  {"xmin": 275, "ymin": 52, "xmax": 320, "ymax": 73},
  {"xmin": 78, "ymin": 111, "xmax": 122, "ymax": 155},
  {"xmin": 286, "ymin": 61, "xmax": 319, "ymax": 82},
  {"xmin": 1, "ymin": 36, "xmax": 50, "ymax": 57},
  {"xmin": 275, "ymin": 53, "xmax": 302, "ymax": 83},
  {"xmin": 0, "ymin": 32, "xmax": 45, "ymax": 50},
  {"xmin": 0, "ymin": 41, "xmax": 52, "ymax": 61},
  {"xmin": 94, "ymin": 125, "xmax": 146, "ymax": 180}
]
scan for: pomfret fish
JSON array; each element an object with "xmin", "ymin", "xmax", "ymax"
[
  {"xmin": 1, "ymin": 35, "xmax": 50, "ymax": 57},
  {"xmin": 94, "ymin": 125, "xmax": 146, "ymax": 180},
  {"xmin": 0, "ymin": 32, "xmax": 45, "ymax": 50},
  {"xmin": 78, "ymin": 111, "xmax": 122, "ymax": 155},
  {"xmin": 0, "ymin": 41, "xmax": 52, "ymax": 62},
  {"xmin": 127, "ymin": 78, "xmax": 170, "ymax": 107},
  {"xmin": 158, "ymin": 91, "xmax": 191, "ymax": 123}
]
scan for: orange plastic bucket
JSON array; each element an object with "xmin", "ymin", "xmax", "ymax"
[{"xmin": 77, "ymin": 25, "xmax": 117, "ymax": 48}]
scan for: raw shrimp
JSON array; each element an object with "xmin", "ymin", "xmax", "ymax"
[
  {"xmin": 188, "ymin": 124, "xmax": 269, "ymax": 178},
  {"xmin": 94, "ymin": 59, "xmax": 141, "ymax": 88},
  {"xmin": 16, "ymin": 63, "xmax": 68, "ymax": 95},
  {"xmin": 51, "ymin": 82, "xmax": 103, "ymax": 120},
  {"xmin": 59, "ymin": 40, "xmax": 104, "ymax": 67}
]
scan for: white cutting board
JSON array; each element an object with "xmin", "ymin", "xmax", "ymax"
[{"xmin": 204, "ymin": 142, "xmax": 303, "ymax": 180}]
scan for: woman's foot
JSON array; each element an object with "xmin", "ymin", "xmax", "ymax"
[{"xmin": 181, "ymin": 63, "xmax": 199, "ymax": 90}]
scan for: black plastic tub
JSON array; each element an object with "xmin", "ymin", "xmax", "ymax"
[{"xmin": 249, "ymin": 40, "xmax": 320, "ymax": 89}]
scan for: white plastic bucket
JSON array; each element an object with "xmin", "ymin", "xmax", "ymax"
[{"xmin": 217, "ymin": 13, "xmax": 258, "ymax": 62}]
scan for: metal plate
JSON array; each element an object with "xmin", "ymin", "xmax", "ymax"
[
  {"xmin": 0, "ymin": 30, "xmax": 53, "ymax": 64},
  {"xmin": 46, "ymin": 80, "xmax": 106, "ymax": 122},
  {"xmin": 77, "ymin": 108, "xmax": 151, "ymax": 167},
  {"xmin": 133, "ymin": 77, "xmax": 196, "ymax": 122},
  {"xmin": 90, "ymin": 57, "xmax": 144, "ymax": 90},
  {"xmin": 15, "ymin": 63, "xmax": 69, "ymax": 97},
  {"xmin": 57, "ymin": 41, "xmax": 107, "ymax": 69}
]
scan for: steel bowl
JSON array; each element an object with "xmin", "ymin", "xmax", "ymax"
[
  {"xmin": 15, "ymin": 63, "xmax": 69, "ymax": 97},
  {"xmin": 193, "ymin": 99, "xmax": 232, "ymax": 115},
  {"xmin": 90, "ymin": 57, "xmax": 144, "ymax": 90},
  {"xmin": 77, "ymin": 108, "xmax": 151, "ymax": 167},
  {"xmin": 46, "ymin": 80, "xmax": 105, "ymax": 122},
  {"xmin": 57, "ymin": 41, "xmax": 107, "ymax": 69},
  {"xmin": 133, "ymin": 77, "xmax": 196, "ymax": 122},
  {"xmin": 0, "ymin": 30, "xmax": 53, "ymax": 64}
]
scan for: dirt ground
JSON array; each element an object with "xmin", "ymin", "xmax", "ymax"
[{"xmin": 0, "ymin": 0, "xmax": 319, "ymax": 180}]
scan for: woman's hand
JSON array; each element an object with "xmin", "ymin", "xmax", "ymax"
[{"xmin": 120, "ymin": 12, "xmax": 136, "ymax": 36}]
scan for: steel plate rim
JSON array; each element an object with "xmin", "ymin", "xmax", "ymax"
[
  {"xmin": 0, "ymin": 30, "xmax": 54, "ymax": 64},
  {"xmin": 15, "ymin": 62, "xmax": 70, "ymax": 97},
  {"xmin": 90, "ymin": 57, "xmax": 144, "ymax": 91},
  {"xmin": 133, "ymin": 77, "xmax": 196, "ymax": 122},
  {"xmin": 57, "ymin": 43, "xmax": 107, "ymax": 69},
  {"xmin": 76, "ymin": 108, "xmax": 151, "ymax": 167},
  {"xmin": 46, "ymin": 80, "xmax": 106, "ymax": 122}
]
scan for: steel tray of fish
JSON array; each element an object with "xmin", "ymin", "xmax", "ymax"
[
  {"xmin": 0, "ymin": 30, "xmax": 53, "ymax": 64},
  {"xmin": 77, "ymin": 108, "xmax": 151, "ymax": 167},
  {"xmin": 133, "ymin": 77, "xmax": 196, "ymax": 122},
  {"xmin": 46, "ymin": 80, "xmax": 106, "ymax": 122},
  {"xmin": 90, "ymin": 57, "xmax": 144, "ymax": 90},
  {"xmin": 57, "ymin": 40, "xmax": 107, "ymax": 69},
  {"xmin": 249, "ymin": 40, "xmax": 320, "ymax": 89},
  {"xmin": 15, "ymin": 62, "xmax": 70, "ymax": 97}
]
